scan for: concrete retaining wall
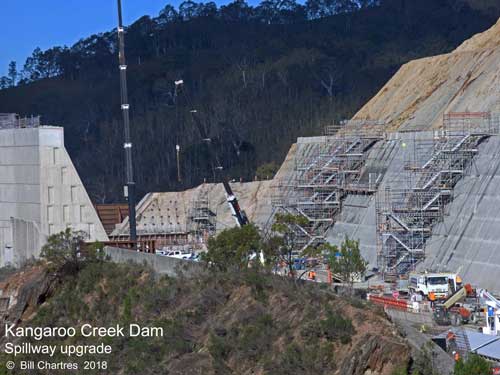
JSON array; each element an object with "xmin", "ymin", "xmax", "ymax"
[{"xmin": 104, "ymin": 246, "xmax": 204, "ymax": 278}]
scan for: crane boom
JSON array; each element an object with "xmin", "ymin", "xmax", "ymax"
[
  {"xmin": 222, "ymin": 180, "xmax": 249, "ymax": 227},
  {"xmin": 188, "ymin": 107, "xmax": 248, "ymax": 227}
]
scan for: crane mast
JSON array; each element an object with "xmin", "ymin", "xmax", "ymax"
[{"xmin": 116, "ymin": 0, "xmax": 137, "ymax": 241}]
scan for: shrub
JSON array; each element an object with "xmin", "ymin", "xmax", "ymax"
[
  {"xmin": 208, "ymin": 332, "xmax": 231, "ymax": 361},
  {"xmin": 454, "ymin": 354, "xmax": 491, "ymax": 375},
  {"xmin": 256, "ymin": 162, "xmax": 279, "ymax": 180},
  {"xmin": 237, "ymin": 314, "xmax": 274, "ymax": 359},
  {"xmin": 302, "ymin": 309, "xmax": 354, "ymax": 344},
  {"xmin": 243, "ymin": 269, "xmax": 269, "ymax": 302}
]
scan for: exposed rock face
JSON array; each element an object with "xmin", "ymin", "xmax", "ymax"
[
  {"xmin": 0, "ymin": 266, "xmax": 56, "ymax": 335},
  {"xmin": 353, "ymin": 18, "xmax": 500, "ymax": 131},
  {"xmin": 340, "ymin": 334, "xmax": 403, "ymax": 375}
]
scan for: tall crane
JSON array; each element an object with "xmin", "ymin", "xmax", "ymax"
[
  {"xmin": 189, "ymin": 108, "xmax": 249, "ymax": 227},
  {"xmin": 116, "ymin": 0, "xmax": 137, "ymax": 241},
  {"xmin": 175, "ymin": 79, "xmax": 248, "ymax": 227}
]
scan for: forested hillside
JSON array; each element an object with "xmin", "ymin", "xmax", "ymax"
[{"xmin": 0, "ymin": 0, "xmax": 499, "ymax": 203}]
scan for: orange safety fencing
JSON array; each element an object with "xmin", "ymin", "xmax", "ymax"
[{"xmin": 367, "ymin": 294, "xmax": 410, "ymax": 311}]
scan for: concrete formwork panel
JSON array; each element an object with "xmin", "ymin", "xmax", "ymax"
[
  {"xmin": 0, "ymin": 166, "xmax": 40, "ymax": 184},
  {"xmin": 0, "ymin": 147, "xmax": 39, "ymax": 165},
  {"xmin": 13, "ymin": 129, "xmax": 40, "ymax": 146}
]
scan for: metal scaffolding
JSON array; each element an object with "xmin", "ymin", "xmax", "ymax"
[
  {"xmin": 376, "ymin": 112, "xmax": 499, "ymax": 278},
  {"xmin": 0, "ymin": 113, "xmax": 40, "ymax": 129},
  {"xmin": 271, "ymin": 120, "xmax": 384, "ymax": 252},
  {"xmin": 188, "ymin": 188, "xmax": 216, "ymax": 247}
]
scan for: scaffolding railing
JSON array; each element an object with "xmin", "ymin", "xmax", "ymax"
[
  {"xmin": 187, "ymin": 188, "xmax": 216, "ymax": 246},
  {"xmin": 0, "ymin": 113, "xmax": 40, "ymax": 129},
  {"xmin": 271, "ymin": 119, "xmax": 384, "ymax": 252},
  {"xmin": 376, "ymin": 112, "xmax": 497, "ymax": 277}
]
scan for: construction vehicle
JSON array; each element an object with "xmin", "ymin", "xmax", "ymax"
[
  {"xmin": 408, "ymin": 272, "xmax": 458, "ymax": 299},
  {"xmin": 176, "ymin": 81, "xmax": 249, "ymax": 228},
  {"xmin": 478, "ymin": 289, "xmax": 500, "ymax": 335},
  {"xmin": 433, "ymin": 284, "xmax": 475, "ymax": 326}
]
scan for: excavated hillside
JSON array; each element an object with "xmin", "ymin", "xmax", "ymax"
[
  {"xmin": 0, "ymin": 261, "xmax": 410, "ymax": 374},
  {"xmin": 353, "ymin": 18, "xmax": 500, "ymax": 131},
  {"xmin": 114, "ymin": 18, "xmax": 500, "ymax": 239}
]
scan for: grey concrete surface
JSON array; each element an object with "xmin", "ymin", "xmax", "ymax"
[
  {"xmin": 0, "ymin": 125, "xmax": 108, "ymax": 267},
  {"xmin": 327, "ymin": 131, "xmax": 435, "ymax": 267},
  {"xmin": 422, "ymin": 135, "xmax": 500, "ymax": 292},
  {"xmin": 104, "ymin": 246, "xmax": 204, "ymax": 278}
]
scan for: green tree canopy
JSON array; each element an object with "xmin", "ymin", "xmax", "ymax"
[
  {"xmin": 322, "ymin": 236, "xmax": 367, "ymax": 289},
  {"xmin": 255, "ymin": 162, "xmax": 279, "ymax": 180},
  {"xmin": 203, "ymin": 224, "xmax": 262, "ymax": 272},
  {"xmin": 265, "ymin": 213, "xmax": 321, "ymax": 278},
  {"xmin": 40, "ymin": 228, "xmax": 86, "ymax": 274},
  {"xmin": 40, "ymin": 228, "xmax": 104, "ymax": 275},
  {"xmin": 454, "ymin": 354, "xmax": 492, "ymax": 375}
]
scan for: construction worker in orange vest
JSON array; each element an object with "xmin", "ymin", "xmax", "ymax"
[
  {"xmin": 446, "ymin": 330, "xmax": 456, "ymax": 341},
  {"xmin": 311, "ymin": 270, "xmax": 316, "ymax": 281},
  {"xmin": 452, "ymin": 351, "xmax": 460, "ymax": 361},
  {"xmin": 429, "ymin": 291, "xmax": 436, "ymax": 308}
]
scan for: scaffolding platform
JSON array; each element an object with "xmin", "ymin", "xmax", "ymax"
[
  {"xmin": 376, "ymin": 112, "xmax": 499, "ymax": 277},
  {"xmin": 271, "ymin": 119, "xmax": 385, "ymax": 251},
  {"xmin": 187, "ymin": 187, "xmax": 216, "ymax": 247}
]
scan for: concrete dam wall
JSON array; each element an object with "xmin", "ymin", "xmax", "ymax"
[{"xmin": 0, "ymin": 124, "xmax": 108, "ymax": 267}]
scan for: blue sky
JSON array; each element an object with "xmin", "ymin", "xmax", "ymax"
[{"xmin": 0, "ymin": 0, "xmax": 208, "ymax": 77}]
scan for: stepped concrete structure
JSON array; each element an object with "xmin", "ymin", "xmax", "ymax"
[{"xmin": 0, "ymin": 117, "xmax": 108, "ymax": 266}]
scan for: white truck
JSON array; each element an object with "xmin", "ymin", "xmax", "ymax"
[{"xmin": 408, "ymin": 272, "xmax": 458, "ymax": 299}]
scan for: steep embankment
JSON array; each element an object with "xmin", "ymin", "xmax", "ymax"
[
  {"xmin": 354, "ymin": 18, "xmax": 500, "ymax": 131},
  {"xmin": 0, "ymin": 262, "xmax": 410, "ymax": 374},
  {"xmin": 0, "ymin": 265, "xmax": 56, "ymax": 331}
]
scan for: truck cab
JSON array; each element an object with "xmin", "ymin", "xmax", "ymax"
[{"xmin": 409, "ymin": 272, "xmax": 457, "ymax": 299}]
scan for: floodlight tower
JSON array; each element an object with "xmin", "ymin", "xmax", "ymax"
[{"xmin": 116, "ymin": 0, "xmax": 137, "ymax": 241}]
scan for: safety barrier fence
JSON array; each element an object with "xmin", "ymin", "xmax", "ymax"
[{"xmin": 367, "ymin": 294, "xmax": 410, "ymax": 311}]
